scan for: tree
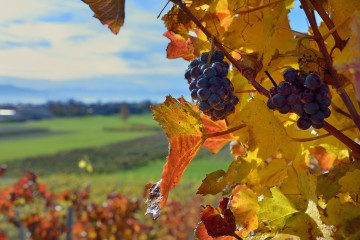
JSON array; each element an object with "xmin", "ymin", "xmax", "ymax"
[
  {"xmin": 119, "ymin": 103, "xmax": 130, "ymax": 122},
  {"xmin": 82, "ymin": 0, "xmax": 360, "ymax": 239}
]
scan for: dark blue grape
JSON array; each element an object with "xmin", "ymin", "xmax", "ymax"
[
  {"xmin": 185, "ymin": 70, "xmax": 191, "ymax": 83},
  {"xmin": 230, "ymin": 96, "xmax": 239, "ymax": 105},
  {"xmin": 204, "ymin": 67, "xmax": 217, "ymax": 78},
  {"xmin": 279, "ymin": 104, "xmax": 291, "ymax": 114},
  {"xmin": 291, "ymin": 84, "xmax": 304, "ymax": 94},
  {"xmin": 287, "ymin": 93, "xmax": 300, "ymax": 106},
  {"xmin": 222, "ymin": 78, "xmax": 231, "ymax": 88},
  {"xmin": 209, "ymin": 77, "xmax": 222, "ymax": 87},
  {"xmin": 267, "ymin": 98, "xmax": 276, "ymax": 110},
  {"xmin": 297, "ymin": 74, "xmax": 306, "ymax": 85},
  {"xmin": 191, "ymin": 89, "xmax": 198, "ymax": 100},
  {"xmin": 190, "ymin": 59, "xmax": 200, "ymax": 67},
  {"xmin": 283, "ymin": 68, "xmax": 297, "ymax": 83},
  {"xmin": 211, "ymin": 62, "xmax": 225, "ymax": 76},
  {"xmin": 197, "ymin": 88, "xmax": 211, "ymax": 101},
  {"xmin": 213, "ymin": 109, "xmax": 226, "ymax": 119},
  {"xmin": 190, "ymin": 67, "xmax": 202, "ymax": 80},
  {"xmin": 208, "ymin": 94, "xmax": 221, "ymax": 107},
  {"xmin": 278, "ymin": 82, "xmax": 292, "ymax": 96},
  {"xmin": 322, "ymin": 108, "xmax": 331, "ymax": 118},
  {"xmin": 197, "ymin": 78, "xmax": 209, "ymax": 88},
  {"xmin": 304, "ymin": 102, "xmax": 320, "ymax": 114},
  {"xmin": 211, "ymin": 50, "xmax": 224, "ymax": 61},
  {"xmin": 197, "ymin": 101, "xmax": 211, "ymax": 112},
  {"xmin": 200, "ymin": 64, "xmax": 210, "ymax": 72},
  {"xmin": 292, "ymin": 103, "xmax": 304, "ymax": 115},
  {"xmin": 318, "ymin": 83, "xmax": 329, "ymax": 94},
  {"xmin": 272, "ymin": 94, "xmax": 287, "ymax": 108},
  {"xmin": 200, "ymin": 52, "xmax": 210, "ymax": 62},
  {"xmin": 305, "ymin": 73, "xmax": 322, "ymax": 90},
  {"xmin": 224, "ymin": 103, "xmax": 235, "ymax": 113},
  {"xmin": 221, "ymin": 61, "xmax": 229, "ymax": 69},
  {"xmin": 310, "ymin": 111, "xmax": 325, "ymax": 124},
  {"xmin": 270, "ymin": 87, "xmax": 278, "ymax": 96},
  {"xmin": 316, "ymin": 92, "xmax": 328, "ymax": 103},
  {"xmin": 213, "ymin": 101, "xmax": 225, "ymax": 110},
  {"xmin": 297, "ymin": 117, "xmax": 312, "ymax": 130},
  {"xmin": 301, "ymin": 89, "xmax": 315, "ymax": 103},
  {"xmin": 312, "ymin": 121, "xmax": 325, "ymax": 129},
  {"xmin": 189, "ymin": 80, "xmax": 197, "ymax": 91}
]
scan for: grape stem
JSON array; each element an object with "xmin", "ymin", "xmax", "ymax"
[
  {"xmin": 174, "ymin": 1, "xmax": 271, "ymax": 98},
  {"xmin": 204, "ymin": 124, "xmax": 246, "ymax": 140},
  {"xmin": 264, "ymin": 70, "xmax": 277, "ymax": 87},
  {"xmin": 231, "ymin": 233, "xmax": 243, "ymax": 240},
  {"xmin": 300, "ymin": 0, "xmax": 360, "ymax": 130}
]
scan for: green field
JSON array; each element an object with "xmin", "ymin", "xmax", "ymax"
[{"xmin": 0, "ymin": 114, "xmax": 158, "ymax": 162}]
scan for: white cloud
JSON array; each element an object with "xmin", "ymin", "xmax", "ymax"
[{"xmin": 0, "ymin": 0, "xmax": 188, "ymax": 81}]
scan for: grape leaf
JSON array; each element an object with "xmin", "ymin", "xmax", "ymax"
[
  {"xmin": 82, "ymin": 0, "xmax": 125, "ymax": 35},
  {"xmin": 338, "ymin": 169, "xmax": 360, "ymax": 195},
  {"xmin": 231, "ymin": 185, "xmax": 259, "ymax": 237},
  {"xmin": 145, "ymin": 96, "xmax": 203, "ymax": 218},
  {"xmin": 333, "ymin": 11, "xmax": 360, "ymax": 102},
  {"xmin": 202, "ymin": 113, "xmax": 238, "ymax": 154},
  {"xmin": 257, "ymin": 159, "xmax": 288, "ymax": 188},
  {"xmin": 323, "ymin": 198, "xmax": 360, "ymax": 239},
  {"xmin": 258, "ymin": 187, "xmax": 298, "ymax": 230},
  {"xmin": 197, "ymin": 159, "xmax": 257, "ymax": 196},
  {"xmin": 228, "ymin": 98, "xmax": 292, "ymax": 160},
  {"xmin": 164, "ymin": 31, "xmax": 196, "ymax": 60},
  {"xmin": 283, "ymin": 212, "xmax": 323, "ymax": 239},
  {"xmin": 200, "ymin": 198, "xmax": 237, "ymax": 238},
  {"xmin": 308, "ymin": 146, "xmax": 337, "ymax": 171},
  {"xmin": 195, "ymin": 222, "xmax": 237, "ymax": 240},
  {"xmin": 296, "ymin": 171, "xmax": 331, "ymax": 239}
]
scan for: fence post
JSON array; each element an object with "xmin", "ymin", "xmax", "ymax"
[{"xmin": 66, "ymin": 206, "xmax": 74, "ymax": 240}]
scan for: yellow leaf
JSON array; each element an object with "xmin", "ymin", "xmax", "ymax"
[
  {"xmin": 82, "ymin": 0, "xmax": 125, "ymax": 35},
  {"xmin": 258, "ymin": 187, "xmax": 298, "ymax": 230},
  {"xmin": 333, "ymin": 11, "xmax": 360, "ymax": 103},
  {"xmin": 257, "ymin": 159, "xmax": 288, "ymax": 188},
  {"xmin": 339, "ymin": 169, "xmax": 360, "ymax": 195},
  {"xmin": 228, "ymin": 98, "xmax": 292, "ymax": 160},
  {"xmin": 283, "ymin": 212, "xmax": 323, "ymax": 239},
  {"xmin": 231, "ymin": 185, "xmax": 259, "ymax": 237},
  {"xmin": 197, "ymin": 159, "xmax": 257, "ymax": 195},
  {"xmin": 78, "ymin": 160, "xmax": 87, "ymax": 169},
  {"xmin": 145, "ymin": 96, "xmax": 203, "ymax": 218}
]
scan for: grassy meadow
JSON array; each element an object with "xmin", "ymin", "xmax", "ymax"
[{"xmin": 0, "ymin": 114, "xmax": 233, "ymax": 201}]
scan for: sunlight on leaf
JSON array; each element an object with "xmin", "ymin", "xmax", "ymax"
[
  {"xmin": 82, "ymin": 0, "xmax": 125, "ymax": 34},
  {"xmin": 164, "ymin": 31, "xmax": 195, "ymax": 60}
]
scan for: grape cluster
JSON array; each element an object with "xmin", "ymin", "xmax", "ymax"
[
  {"xmin": 184, "ymin": 50, "xmax": 239, "ymax": 121},
  {"xmin": 267, "ymin": 68, "xmax": 331, "ymax": 130}
]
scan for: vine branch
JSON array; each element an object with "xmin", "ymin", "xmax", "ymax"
[
  {"xmin": 300, "ymin": 0, "xmax": 360, "ymax": 130},
  {"xmin": 292, "ymin": 125, "xmax": 356, "ymax": 142},
  {"xmin": 204, "ymin": 124, "xmax": 246, "ymax": 140}
]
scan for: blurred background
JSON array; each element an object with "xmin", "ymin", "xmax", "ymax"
[{"xmin": 0, "ymin": 0, "xmax": 314, "ymax": 239}]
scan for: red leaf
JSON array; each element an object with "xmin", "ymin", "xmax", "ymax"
[
  {"xmin": 200, "ymin": 198, "xmax": 237, "ymax": 238},
  {"xmin": 195, "ymin": 222, "xmax": 237, "ymax": 240}
]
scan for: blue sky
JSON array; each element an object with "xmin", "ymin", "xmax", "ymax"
[{"xmin": 0, "ymin": 0, "xmax": 314, "ymax": 103}]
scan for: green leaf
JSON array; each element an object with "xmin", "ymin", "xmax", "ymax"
[
  {"xmin": 258, "ymin": 187, "xmax": 298, "ymax": 230},
  {"xmin": 339, "ymin": 169, "xmax": 360, "ymax": 195},
  {"xmin": 197, "ymin": 159, "xmax": 257, "ymax": 196}
]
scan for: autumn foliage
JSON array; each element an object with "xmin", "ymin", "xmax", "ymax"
[{"xmin": 83, "ymin": 0, "xmax": 360, "ymax": 239}]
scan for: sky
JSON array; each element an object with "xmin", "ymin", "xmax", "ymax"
[{"xmin": 0, "ymin": 0, "xmax": 314, "ymax": 103}]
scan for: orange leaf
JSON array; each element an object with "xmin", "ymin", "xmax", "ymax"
[
  {"xmin": 82, "ymin": 0, "xmax": 125, "ymax": 35},
  {"xmin": 164, "ymin": 31, "xmax": 195, "ymax": 60},
  {"xmin": 309, "ymin": 146, "xmax": 337, "ymax": 171},
  {"xmin": 145, "ymin": 96, "xmax": 203, "ymax": 219},
  {"xmin": 200, "ymin": 198, "xmax": 237, "ymax": 238},
  {"xmin": 202, "ymin": 114, "xmax": 237, "ymax": 154}
]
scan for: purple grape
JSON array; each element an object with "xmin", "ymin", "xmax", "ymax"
[
  {"xmin": 272, "ymin": 94, "xmax": 287, "ymax": 108},
  {"xmin": 305, "ymin": 73, "xmax": 322, "ymax": 90},
  {"xmin": 200, "ymin": 52, "xmax": 210, "ymax": 62},
  {"xmin": 208, "ymin": 94, "xmax": 221, "ymax": 107},
  {"xmin": 204, "ymin": 67, "xmax": 216, "ymax": 78},
  {"xmin": 212, "ymin": 62, "xmax": 226, "ymax": 76},
  {"xmin": 301, "ymin": 89, "xmax": 315, "ymax": 103},
  {"xmin": 318, "ymin": 83, "xmax": 330, "ymax": 94},
  {"xmin": 283, "ymin": 68, "xmax": 297, "ymax": 83},
  {"xmin": 312, "ymin": 121, "xmax": 325, "ymax": 129},
  {"xmin": 200, "ymin": 64, "xmax": 210, "ymax": 72},
  {"xmin": 310, "ymin": 111, "xmax": 325, "ymax": 124},
  {"xmin": 217, "ymin": 88, "xmax": 227, "ymax": 99},
  {"xmin": 221, "ymin": 61, "xmax": 229, "ymax": 69},
  {"xmin": 287, "ymin": 93, "xmax": 300, "ymax": 106},
  {"xmin": 213, "ymin": 101, "xmax": 225, "ymax": 110},
  {"xmin": 270, "ymin": 87, "xmax": 278, "ymax": 96},
  {"xmin": 222, "ymin": 78, "xmax": 231, "ymax": 88},
  {"xmin": 185, "ymin": 70, "xmax": 191, "ymax": 83},
  {"xmin": 304, "ymin": 102, "xmax": 320, "ymax": 114},
  {"xmin": 297, "ymin": 74, "xmax": 306, "ymax": 85},
  {"xmin": 213, "ymin": 109, "xmax": 226, "ymax": 119},
  {"xmin": 316, "ymin": 92, "xmax": 328, "ymax": 103},
  {"xmin": 189, "ymin": 80, "xmax": 197, "ymax": 91},
  {"xmin": 197, "ymin": 78, "xmax": 209, "ymax": 88},
  {"xmin": 211, "ymin": 50, "xmax": 224, "ymax": 61},
  {"xmin": 291, "ymin": 84, "xmax": 304, "ymax": 94},
  {"xmin": 209, "ymin": 77, "xmax": 222, "ymax": 87},
  {"xmin": 297, "ymin": 117, "xmax": 312, "ymax": 130},
  {"xmin": 278, "ymin": 82, "xmax": 292, "ymax": 96},
  {"xmin": 191, "ymin": 89, "xmax": 198, "ymax": 100},
  {"xmin": 190, "ymin": 59, "xmax": 200, "ymax": 67},
  {"xmin": 230, "ymin": 96, "xmax": 239, "ymax": 105},
  {"xmin": 267, "ymin": 98, "xmax": 276, "ymax": 110},
  {"xmin": 292, "ymin": 103, "xmax": 304, "ymax": 115},
  {"xmin": 322, "ymin": 108, "xmax": 331, "ymax": 118},
  {"xmin": 197, "ymin": 88, "xmax": 211, "ymax": 101},
  {"xmin": 224, "ymin": 103, "xmax": 235, "ymax": 113},
  {"xmin": 197, "ymin": 101, "xmax": 211, "ymax": 112},
  {"xmin": 279, "ymin": 104, "xmax": 291, "ymax": 114}
]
